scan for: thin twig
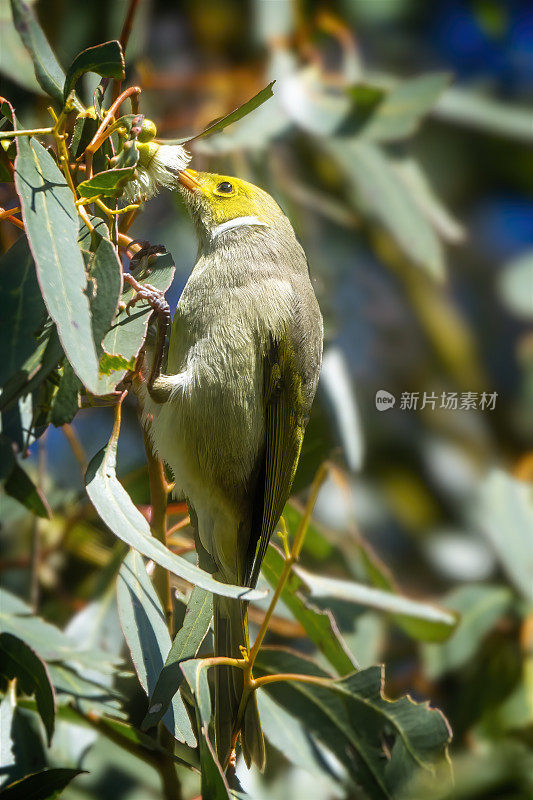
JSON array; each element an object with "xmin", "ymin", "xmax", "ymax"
[
  {"xmin": 112, "ymin": 0, "xmax": 142, "ymax": 103},
  {"xmin": 62, "ymin": 423, "xmax": 88, "ymax": 474},
  {"xmin": 143, "ymin": 428, "xmax": 173, "ymax": 630}
]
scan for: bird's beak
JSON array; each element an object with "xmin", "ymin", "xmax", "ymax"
[{"xmin": 178, "ymin": 168, "xmax": 201, "ymax": 191}]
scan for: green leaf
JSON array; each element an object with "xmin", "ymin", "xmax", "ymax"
[
  {"xmin": 0, "ymin": 434, "xmax": 50, "ymax": 518},
  {"xmin": 181, "ymin": 659, "xmax": 232, "ymax": 800},
  {"xmin": 63, "ymin": 40, "xmax": 124, "ymax": 101},
  {"xmin": 0, "ymin": 2, "xmax": 42, "ymax": 94},
  {"xmin": 10, "ymin": 0, "xmax": 66, "ymax": 104},
  {"xmin": 0, "ymin": 588, "xmax": 118, "ymax": 672},
  {"xmin": 327, "ymin": 139, "xmax": 445, "ymax": 280},
  {"xmin": 142, "ymin": 586, "xmax": 212, "ymax": 731},
  {"xmin": 255, "ymin": 648, "xmax": 451, "ymax": 798},
  {"xmin": 14, "ymin": 136, "xmax": 101, "ymax": 394},
  {"xmin": 295, "ymin": 563, "xmax": 457, "ymax": 643},
  {"xmin": 498, "ymin": 251, "xmax": 533, "ymax": 320},
  {"xmin": 0, "ymin": 690, "xmax": 16, "ymax": 780},
  {"xmin": 0, "ymin": 321, "xmax": 62, "ymax": 415},
  {"xmin": 421, "ymin": 584, "xmax": 514, "ymax": 680},
  {"xmin": 165, "ymin": 81, "xmax": 276, "ymax": 144},
  {"xmin": 85, "ymin": 417, "xmax": 266, "ymax": 601},
  {"xmin": 117, "ymin": 550, "xmax": 196, "ymax": 745},
  {"xmin": 78, "ymin": 217, "xmax": 123, "ymax": 394},
  {"xmin": 261, "ymin": 545, "xmax": 358, "ymax": 675},
  {"xmin": 347, "ymin": 73, "xmax": 451, "ymax": 142},
  {"xmin": 257, "ymin": 690, "xmax": 339, "ymax": 784},
  {"xmin": 433, "ymin": 86, "xmax": 533, "ymax": 144},
  {"xmin": 0, "ymin": 768, "xmax": 84, "ymax": 799},
  {"xmin": 49, "ymin": 363, "xmax": 80, "ymax": 427},
  {"xmin": 77, "ymin": 167, "xmax": 136, "ymax": 199},
  {"xmin": 99, "ymin": 248, "xmax": 174, "ymax": 390},
  {"xmin": 0, "ymin": 236, "xmax": 46, "ymax": 389},
  {"xmin": 476, "ymin": 469, "xmax": 533, "ymax": 603},
  {"xmin": 0, "ymin": 633, "xmax": 55, "ymax": 745}
]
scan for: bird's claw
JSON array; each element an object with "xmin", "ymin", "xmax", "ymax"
[{"xmin": 123, "ymin": 274, "xmax": 169, "ymax": 318}]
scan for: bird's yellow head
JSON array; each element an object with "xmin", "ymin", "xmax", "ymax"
[{"xmin": 177, "ymin": 169, "xmax": 288, "ymax": 242}]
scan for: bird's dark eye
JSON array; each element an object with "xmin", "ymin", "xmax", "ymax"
[{"xmin": 216, "ymin": 181, "xmax": 233, "ymax": 193}]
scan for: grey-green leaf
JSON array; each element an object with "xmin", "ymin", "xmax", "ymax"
[
  {"xmin": 422, "ymin": 584, "xmax": 514, "ymax": 680},
  {"xmin": 85, "ymin": 418, "xmax": 266, "ymax": 601},
  {"xmin": 98, "ymin": 248, "xmax": 174, "ymax": 391},
  {"xmin": 77, "ymin": 167, "xmax": 135, "ymax": 199},
  {"xmin": 295, "ymin": 563, "xmax": 457, "ymax": 643},
  {"xmin": 0, "ymin": 768, "xmax": 84, "ymax": 800},
  {"xmin": 327, "ymin": 139, "xmax": 445, "ymax": 280},
  {"xmin": 0, "ymin": 434, "xmax": 50, "ymax": 518},
  {"xmin": 475, "ymin": 469, "xmax": 533, "ymax": 603},
  {"xmin": 181, "ymin": 659, "xmax": 232, "ymax": 800},
  {"xmin": 350, "ymin": 73, "xmax": 451, "ymax": 142},
  {"xmin": 14, "ymin": 136, "xmax": 101, "ymax": 394},
  {"xmin": 142, "ymin": 586, "xmax": 212, "ymax": 730},
  {"xmin": 0, "ymin": 236, "xmax": 46, "ymax": 389},
  {"xmin": 255, "ymin": 648, "xmax": 451, "ymax": 798},
  {"xmin": 10, "ymin": 0, "xmax": 66, "ymax": 104},
  {"xmin": 165, "ymin": 81, "xmax": 276, "ymax": 144},
  {"xmin": 63, "ymin": 40, "xmax": 124, "ymax": 102},
  {"xmin": 262, "ymin": 545, "xmax": 358, "ymax": 675},
  {"xmin": 0, "ymin": 632, "xmax": 55, "ymax": 745},
  {"xmin": 117, "ymin": 549, "xmax": 196, "ymax": 745}
]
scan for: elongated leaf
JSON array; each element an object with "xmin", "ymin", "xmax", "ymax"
[
  {"xmin": 142, "ymin": 586, "xmax": 212, "ymax": 730},
  {"xmin": 49, "ymin": 363, "xmax": 80, "ymax": 427},
  {"xmin": 347, "ymin": 73, "xmax": 450, "ymax": 142},
  {"xmin": 0, "ymin": 691, "xmax": 16, "ymax": 782},
  {"xmin": 165, "ymin": 81, "xmax": 275, "ymax": 144},
  {"xmin": 0, "ymin": 768, "xmax": 84, "ymax": 800},
  {"xmin": 63, "ymin": 40, "xmax": 124, "ymax": 101},
  {"xmin": 78, "ymin": 167, "xmax": 135, "ymax": 199},
  {"xmin": 98, "ymin": 248, "xmax": 174, "ymax": 390},
  {"xmin": 295, "ymin": 564, "xmax": 457, "ymax": 643},
  {"xmin": 0, "ymin": 588, "xmax": 118, "ymax": 672},
  {"xmin": 0, "ymin": 321, "xmax": 62, "ymax": 414},
  {"xmin": 181, "ymin": 659, "xmax": 232, "ymax": 800},
  {"xmin": 433, "ymin": 86, "xmax": 533, "ymax": 144},
  {"xmin": 327, "ymin": 139, "xmax": 445, "ymax": 281},
  {"xmin": 117, "ymin": 550, "xmax": 196, "ymax": 745},
  {"xmin": 10, "ymin": 0, "xmax": 65, "ymax": 104},
  {"xmin": 257, "ymin": 690, "xmax": 340, "ymax": 784},
  {"xmin": 0, "ymin": 633, "xmax": 55, "ymax": 745},
  {"xmin": 0, "ymin": 236, "xmax": 46, "ymax": 389},
  {"xmin": 85, "ymin": 425, "xmax": 266, "ymax": 601},
  {"xmin": 422, "ymin": 584, "xmax": 514, "ymax": 680},
  {"xmin": 262, "ymin": 545, "xmax": 357, "ymax": 675},
  {"xmin": 0, "ymin": 434, "xmax": 50, "ymax": 518},
  {"xmin": 4, "ymin": 459, "xmax": 50, "ymax": 519},
  {"xmin": 14, "ymin": 136, "xmax": 101, "ymax": 394},
  {"xmin": 255, "ymin": 648, "xmax": 451, "ymax": 798},
  {"xmin": 475, "ymin": 470, "xmax": 533, "ymax": 603}
]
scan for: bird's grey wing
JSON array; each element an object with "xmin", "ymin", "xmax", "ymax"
[{"xmin": 246, "ymin": 333, "xmax": 306, "ymax": 588}]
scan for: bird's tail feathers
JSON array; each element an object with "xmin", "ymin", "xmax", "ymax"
[{"xmin": 213, "ymin": 595, "xmax": 265, "ymax": 770}]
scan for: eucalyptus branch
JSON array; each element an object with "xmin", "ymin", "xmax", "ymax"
[
  {"xmin": 248, "ymin": 461, "xmax": 328, "ymax": 667},
  {"xmin": 0, "ymin": 127, "xmax": 54, "ymax": 139},
  {"xmin": 143, "ymin": 428, "xmax": 174, "ymax": 631}
]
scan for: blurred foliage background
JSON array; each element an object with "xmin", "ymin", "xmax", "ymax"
[{"xmin": 1, "ymin": 1, "xmax": 532, "ymax": 799}]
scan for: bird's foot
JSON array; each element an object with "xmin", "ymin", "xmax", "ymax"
[{"xmin": 123, "ymin": 274, "xmax": 170, "ymax": 319}]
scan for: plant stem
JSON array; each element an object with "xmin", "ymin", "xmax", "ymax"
[
  {"xmin": 248, "ymin": 461, "xmax": 328, "ymax": 667},
  {"xmin": 158, "ymin": 725, "xmax": 184, "ymax": 800},
  {"xmin": 143, "ymin": 429, "xmax": 173, "ymax": 631},
  {"xmin": 0, "ymin": 127, "xmax": 54, "ymax": 140},
  {"xmin": 225, "ymin": 462, "xmax": 329, "ymax": 765},
  {"xmin": 112, "ymin": 0, "xmax": 141, "ymax": 103}
]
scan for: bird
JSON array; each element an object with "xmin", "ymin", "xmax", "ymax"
[{"xmin": 131, "ymin": 168, "xmax": 323, "ymax": 770}]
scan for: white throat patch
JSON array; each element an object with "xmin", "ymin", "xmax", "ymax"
[{"xmin": 211, "ymin": 216, "xmax": 268, "ymax": 239}]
